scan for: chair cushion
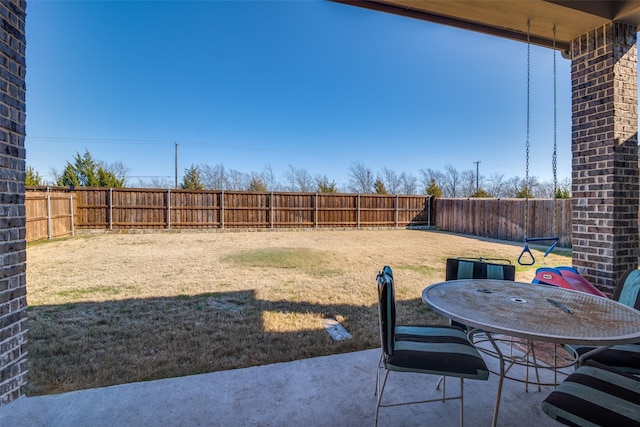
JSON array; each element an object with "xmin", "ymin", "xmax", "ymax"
[
  {"xmin": 542, "ymin": 361, "xmax": 640, "ymax": 426},
  {"xmin": 613, "ymin": 269, "xmax": 640, "ymax": 310},
  {"xmin": 377, "ymin": 266, "xmax": 396, "ymax": 355},
  {"xmin": 385, "ymin": 325, "xmax": 489, "ymax": 380},
  {"xmin": 564, "ymin": 343, "xmax": 640, "ymax": 374},
  {"xmin": 445, "ymin": 258, "xmax": 515, "ymax": 281}
]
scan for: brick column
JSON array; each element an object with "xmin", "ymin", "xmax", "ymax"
[
  {"xmin": 0, "ymin": 0, "xmax": 27, "ymax": 404},
  {"xmin": 571, "ymin": 22, "xmax": 639, "ymax": 294}
]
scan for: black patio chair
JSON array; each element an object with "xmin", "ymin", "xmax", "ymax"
[
  {"xmin": 445, "ymin": 257, "xmax": 515, "ymax": 282},
  {"xmin": 375, "ymin": 266, "xmax": 489, "ymax": 427},
  {"xmin": 445, "ymin": 257, "xmax": 515, "ymax": 331},
  {"xmin": 541, "ymin": 360, "xmax": 640, "ymax": 426}
]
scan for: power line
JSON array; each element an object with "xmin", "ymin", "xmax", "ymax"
[{"xmin": 25, "ymin": 135, "xmax": 308, "ymax": 154}]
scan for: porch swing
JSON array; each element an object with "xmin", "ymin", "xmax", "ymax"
[{"xmin": 517, "ymin": 21, "xmax": 560, "ymax": 266}]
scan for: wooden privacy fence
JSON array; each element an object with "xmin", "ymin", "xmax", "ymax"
[
  {"xmin": 25, "ymin": 189, "xmax": 75, "ymax": 242},
  {"xmin": 25, "ymin": 187, "xmax": 573, "ymax": 247},
  {"xmin": 75, "ymin": 188, "xmax": 433, "ymax": 230},
  {"xmin": 435, "ymin": 198, "xmax": 572, "ymax": 248}
]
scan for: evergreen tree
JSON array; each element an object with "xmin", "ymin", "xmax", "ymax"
[
  {"xmin": 426, "ymin": 178, "xmax": 442, "ymax": 198},
  {"xmin": 374, "ymin": 178, "xmax": 387, "ymax": 194},
  {"xmin": 25, "ymin": 166, "xmax": 43, "ymax": 186},
  {"xmin": 316, "ymin": 175, "xmax": 337, "ymax": 193},
  {"xmin": 517, "ymin": 186, "xmax": 534, "ymax": 198},
  {"xmin": 556, "ymin": 188, "xmax": 571, "ymax": 199},
  {"xmin": 471, "ymin": 188, "xmax": 491, "ymax": 198},
  {"xmin": 56, "ymin": 150, "xmax": 125, "ymax": 187},
  {"xmin": 180, "ymin": 164, "xmax": 204, "ymax": 190},
  {"xmin": 247, "ymin": 175, "xmax": 267, "ymax": 192}
]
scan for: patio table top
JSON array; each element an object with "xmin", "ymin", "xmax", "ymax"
[{"xmin": 422, "ymin": 279, "xmax": 640, "ymax": 346}]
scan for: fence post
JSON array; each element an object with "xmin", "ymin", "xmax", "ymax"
[
  {"xmin": 109, "ymin": 188, "xmax": 113, "ymax": 230},
  {"xmin": 270, "ymin": 192, "xmax": 274, "ymax": 229},
  {"xmin": 46, "ymin": 186, "xmax": 52, "ymax": 239},
  {"xmin": 221, "ymin": 190, "xmax": 225, "ymax": 229},
  {"xmin": 167, "ymin": 188, "xmax": 171, "ymax": 230},
  {"xmin": 69, "ymin": 193, "xmax": 75, "ymax": 237},
  {"xmin": 395, "ymin": 194, "xmax": 399, "ymax": 229},
  {"xmin": 314, "ymin": 193, "xmax": 318, "ymax": 229},
  {"xmin": 357, "ymin": 194, "xmax": 360, "ymax": 228}
]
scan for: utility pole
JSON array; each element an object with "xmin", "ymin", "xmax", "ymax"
[
  {"xmin": 474, "ymin": 161, "xmax": 481, "ymax": 194},
  {"xmin": 175, "ymin": 142, "xmax": 179, "ymax": 189},
  {"xmin": 174, "ymin": 142, "xmax": 178, "ymax": 189}
]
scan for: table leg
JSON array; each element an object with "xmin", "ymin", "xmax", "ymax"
[
  {"xmin": 527, "ymin": 340, "xmax": 541, "ymax": 392},
  {"xmin": 485, "ymin": 333, "xmax": 504, "ymax": 427}
]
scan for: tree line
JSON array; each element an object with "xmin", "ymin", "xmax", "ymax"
[{"xmin": 26, "ymin": 150, "xmax": 571, "ymax": 198}]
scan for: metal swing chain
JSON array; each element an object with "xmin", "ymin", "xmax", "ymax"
[
  {"xmin": 524, "ymin": 19, "xmax": 531, "ymax": 240},
  {"xmin": 519, "ymin": 21, "xmax": 560, "ymax": 265},
  {"xmin": 552, "ymin": 25, "xmax": 558, "ymax": 238}
]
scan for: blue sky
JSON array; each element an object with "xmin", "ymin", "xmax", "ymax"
[{"xmin": 25, "ymin": 0, "xmax": 571, "ymax": 189}]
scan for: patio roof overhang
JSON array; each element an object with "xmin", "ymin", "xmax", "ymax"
[{"xmin": 332, "ymin": 0, "xmax": 640, "ymax": 56}]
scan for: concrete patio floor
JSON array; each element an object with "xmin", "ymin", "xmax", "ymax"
[{"xmin": 0, "ymin": 347, "xmax": 562, "ymax": 426}]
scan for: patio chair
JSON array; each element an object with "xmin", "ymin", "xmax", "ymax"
[
  {"xmin": 564, "ymin": 268, "xmax": 640, "ymax": 373},
  {"xmin": 541, "ymin": 360, "xmax": 640, "ymax": 426},
  {"xmin": 445, "ymin": 257, "xmax": 515, "ymax": 281},
  {"xmin": 445, "ymin": 258, "xmax": 514, "ymax": 332},
  {"xmin": 375, "ymin": 266, "xmax": 489, "ymax": 427}
]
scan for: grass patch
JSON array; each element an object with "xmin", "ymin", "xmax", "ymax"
[
  {"xmin": 56, "ymin": 286, "xmax": 123, "ymax": 299},
  {"xmin": 397, "ymin": 265, "xmax": 440, "ymax": 275},
  {"xmin": 27, "ymin": 235, "xmax": 85, "ymax": 248},
  {"xmin": 222, "ymin": 247, "xmax": 342, "ymax": 278}
]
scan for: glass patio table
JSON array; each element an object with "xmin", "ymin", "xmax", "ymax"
[{"xmin": 422, "ymin": 278, "xmax": 640, "ymax": 427}]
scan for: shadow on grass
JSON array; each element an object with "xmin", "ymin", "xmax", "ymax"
[{"xmin": 26, "ymin": 291, "xmax": 444, "ymax": 396}]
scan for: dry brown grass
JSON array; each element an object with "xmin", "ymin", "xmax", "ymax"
[{"xmin": 25, "ymin": 229, "xmax": 571, "ymax": 395}]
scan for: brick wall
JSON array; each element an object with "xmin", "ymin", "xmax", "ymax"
[
  {"xmin": 0, "ymin": 0, "xmax": 27, "ymax": 404},
  {"xmin": 571, "ymin": 22, "xmax": 639, "ymax": 293}
]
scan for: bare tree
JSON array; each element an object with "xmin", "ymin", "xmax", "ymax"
[
  {"xmin": 109, "ymin": 161, "xmax": 130, "ymax": 187},
  {"xmin": 380, "ymin": 167, "xmax": 402, "ymax": 194},
  {"xmin": 259, "ymin": 165, "xmax": 280, "ymax": 191},
  {"xmin": 399, "ymin": 172, "xmax": 418, "ymax": 194},
  {"xmin": 136, "ymin": 177, "xmax": 173, "ymax": 188},
  {"xmin": 461, "ymin": 169, "xmax": 476, "ymax": 197},
  {"xmin": 282, "ymin": 165, "xmax": 297, "ymax": 191},
  {"xmin": 504, "ymin": 176, "xmax": 523, "ymax": 198},
  {"xmin": 227, "ymin": 169, "xmax": 250, "ymax": 190},
  {"xmin": 536, "ymin": 177, "xmax": 571, "ymax": 198},
  {"xmin": 201, "ymin": 164, "xmax": 228, "ymax": 190},
  {"xmin": 443, "ymin": 164, "xmax": 461, "ymax": 198},
  {"xmin": 524, "ymin": 175, "xmax": 541, "ymax": 197},
  {"xmin": 485, "ymin": 172, "xmax": 506, "ymax": 197},
  {"xmin": 537, "ymin": 181, "xmax": 555, "ymax": 198},
  {"xmin": 283, "ymin": 165, "xmax": 314, "ymax": 192},
  {"xmin": 296, "ymin": 168, "xmax": 314, "ymax": 192},
  {"xmin": 348, "ymin": 161, "xmax": 373, "ymax": 193}
]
